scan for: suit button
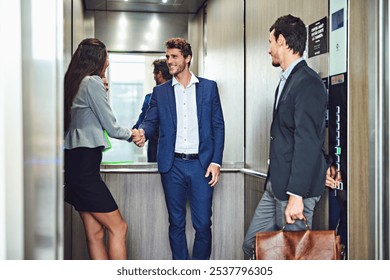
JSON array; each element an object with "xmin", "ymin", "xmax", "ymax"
[{"xmin": 270, "ymin": 136, "xmax": 275, "ymax": 140}]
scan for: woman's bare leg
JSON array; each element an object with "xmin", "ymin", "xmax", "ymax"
[
  {"xmin": 79, "ymin": 212, "xmax": 108, "ymax": 260},
  {"xmin": 90, "ymin": 210, "xmax": 128, "ymax": 260}
]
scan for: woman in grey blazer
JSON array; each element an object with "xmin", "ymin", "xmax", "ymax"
[{"xmin": 64, "ymin": 38, "xmax": 132, "ymax": 260}]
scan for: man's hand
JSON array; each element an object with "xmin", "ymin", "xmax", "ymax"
[
  {"xmin": 285, "ymin": 195, "xmax": 305, "ymax": 224},
  {"xmin": 131, "ymin": 128, "xmax": 145, "ymax": 147},
  {"xmin": 325, "ymin": 166, "xmax": 342, "ymax": 189},
  {"xmin": 205, "ymin": 164, "xmax": 220, "ymax": 187}
]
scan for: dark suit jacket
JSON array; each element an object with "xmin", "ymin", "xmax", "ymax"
[
  {"xmin": 133, "ymin": 93, "xmax": 158, "ymax": 162},
  {"xmin": 268, "ymin": 60, "xmax": 327, "ymax": 200},
  {"xmin": 139, "ymin": 77, "xmax": 225, "ymax": 173}
]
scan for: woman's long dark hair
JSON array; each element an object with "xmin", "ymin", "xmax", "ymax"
[{"xmin": 64, "ymin": 38, "xmax": 107, "ymax": 133}]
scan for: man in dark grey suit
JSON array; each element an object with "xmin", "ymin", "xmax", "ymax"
[{"xmin": 243, "ymin": 14, "xmax": 327, "ymax": 258}]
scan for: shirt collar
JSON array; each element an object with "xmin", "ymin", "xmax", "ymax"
[
  {"xmin": 171, "ymin": 71, "xmax": 199, "ymax": 87},
  {"xmin": 280, "ymin": 57, "xmax": 304, "ymax": 81}
]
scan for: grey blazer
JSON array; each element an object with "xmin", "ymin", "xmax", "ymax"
[{"xmin": 64, "ymin": 75, "xmax": 131, "ymax": 150}]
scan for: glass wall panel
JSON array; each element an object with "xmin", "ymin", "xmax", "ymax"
[{"xmin": 102, "ymin": 52, "xmax": 164, "ymax": 163}]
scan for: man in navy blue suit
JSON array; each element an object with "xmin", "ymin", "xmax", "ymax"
[
  {"xmin": 133, "ymin": 37, "xmax": 225, "ymax": 260},
  {"xmin": 133, "ymin": 59, "xmax": 172, "ymax": 162}
]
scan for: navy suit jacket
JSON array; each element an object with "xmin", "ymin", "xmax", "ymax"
[
  {"xmin": 268, "ymin": 60, "xmax": 327, "ymax": 200},
  {"xmin": 133, "ymin": 93, "xmax": 158, "ymax": 162},
  {"xmin": 139, "ymin": 77, "xmax": 225, "ymax": 173}
]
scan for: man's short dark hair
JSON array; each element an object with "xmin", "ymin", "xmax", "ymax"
[
  {"xmin": 270, "ymin": 14, "xmax": 307, "ymax": 56},
  {"xmin": 153, "ymin": 59, "xmax": 172, "ymax": 81}
]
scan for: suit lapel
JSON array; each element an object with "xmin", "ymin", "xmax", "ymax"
[
  {"xmin": 166, "ymin": 84, "xmax": 177, "ymax": 127},
  {"xmin": 274, "ymin": 60, "xmax": 307, "ymax": 115}
]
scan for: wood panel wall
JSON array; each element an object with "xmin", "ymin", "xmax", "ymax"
[{"xmin": 348, "ymin": 0, "xmax": 370, "ymax": 259}]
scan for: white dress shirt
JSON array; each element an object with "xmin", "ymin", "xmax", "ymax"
[
  {"xmin": 275, "ymin": 57, "xmax": 304, "ymax": 109},
  {"xmin": 172, "ymin": 72, "xmax": 200, "ymax": 154}
]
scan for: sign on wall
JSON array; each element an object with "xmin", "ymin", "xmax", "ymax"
[{"xmin": 308, "ymin": 17, "xmax": 328, "ymax": 58}]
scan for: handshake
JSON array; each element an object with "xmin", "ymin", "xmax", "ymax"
[{"xmin": 131, "ymin": 128, "xmax": 146, "ymax": 147}]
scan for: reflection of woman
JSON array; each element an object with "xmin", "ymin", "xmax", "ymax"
[{"xmin": 64, "ymin": 38, "xmax": 132, "ymax": 259}]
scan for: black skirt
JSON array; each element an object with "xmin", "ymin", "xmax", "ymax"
[{"xmin": 64, "ymin": 147, "xmax": 118, "ymax": 212}]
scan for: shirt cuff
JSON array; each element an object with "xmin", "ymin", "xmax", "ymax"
[
  {"xmin": 127, "ymin": 129, "xmax": 132, "ymax": 142},
  {"xmin": 211, "ymin": 162, "xmax": 221, "ymax": 168},
  {"xmin": 286, "ymin": 191, "xmax": 302, "ymax": 198}
]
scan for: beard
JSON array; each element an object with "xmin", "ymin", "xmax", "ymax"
[
  {"xmin": 272, "ymin": 61, "xmax": 280, "ymax": 67},
  {"xmin": 168, "ymin": 61, "xmax": 187, "ymax": 77},
  {"xmin": 169, "ymin": 62, "xmax": 186, "ymax": 77}
]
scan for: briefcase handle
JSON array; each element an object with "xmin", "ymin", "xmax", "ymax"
[{"xmin": 281, "ymin": 219, "xmax": 309, "ymax": 231}]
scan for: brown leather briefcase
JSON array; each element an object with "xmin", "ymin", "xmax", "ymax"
[{"xmin": 255, "ymin": 227, "xmax": 341, "ymax": 260}]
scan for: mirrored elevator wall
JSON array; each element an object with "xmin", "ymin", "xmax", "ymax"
[{"xmin": 21, "ymin": 0, "xmax": 64, "ymax": 260}]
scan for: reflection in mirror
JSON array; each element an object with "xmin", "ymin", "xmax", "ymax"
[{"xmin": 102, "ymin": 52, "xmax": 165, "ymax": 164}]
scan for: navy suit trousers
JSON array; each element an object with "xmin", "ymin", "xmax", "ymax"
[{"xmin": 160, "ymin": 157, "xmax": 214, "ymax": 260}]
